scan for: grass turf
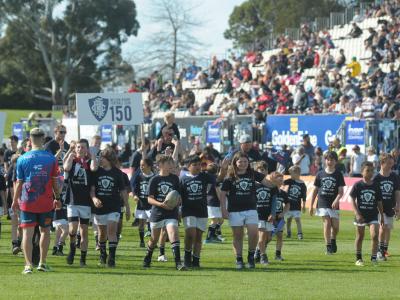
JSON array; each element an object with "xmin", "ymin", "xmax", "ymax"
[
  {"xmin": 0, "ymin": 210, "xmax": 399, "ymax": 300},
  {"xmin": 0, "ymin": 109, "xmax": 63, "ymax": 138}
]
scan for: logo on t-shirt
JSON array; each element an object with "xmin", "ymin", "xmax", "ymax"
[
  {"xmin": 362, "ymin": 192, "xmax": 373, "ymax": 203},
  {"xmin": 258, "ymin": 190, "xmax": 267, "ymax": 200},
  {"xmin": 239, "ymin": 181, "xmax": 249, "ymax": 191},
  {"xmin": 101, "ymin": 179, "xmax": 111, "ymax": 189},
  {"xmin": 160, "ymin": 184, "xmax": 170, "ymax": 195},
  {"xmin": 383, "ymin": 183, "xmax": 393, "ymax": 193},
  {"xmin": 190, "ymin": 183, "xmax": 200, "ymax": 193}
]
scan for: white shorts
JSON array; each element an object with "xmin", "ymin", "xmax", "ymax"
[
  {"xmin": 183, "ymin": 216, "xmax": 208, "ymax": 232},
  {"xmin": 67, "ymin": 205, "xmax": 91, "ymax": 220},
  {"xmin": 94, "ymin": 212, "xmax": 120, "ymax": 225},
  {"xmin": 316, "ymin": 208, "xmax": 340, "ymax": 219},
  {"xmin": 258, "ymin": 220, "xmax": 274, "ymax": 231},
  {"xmin": 285, "ymin": 210, "xmax": 301, "ymax": 219},
  {"xmin": 135, "ymin": 209, "xmax": 151, "ymax": 220},
  {"xmin": 229, "ymin": 210, "xmax": 259, "ymax": 227},
  {"xmin": 354, "ymin": 220, "xmax": 379, "ymax": 227},
  {"xmin": 207, "ymin": 206, "xmax": 222, "ymax": 219},
  {"xmin": 52, "ymin": 219, "xmax": 68, "ymax": 227},
  {"xmin": 379, "ymin": 214, "xmax": 394, "ymax": 229},
  {"xmin": 150, "ymin": 219, "xmax": 178, "ymax": 229}
]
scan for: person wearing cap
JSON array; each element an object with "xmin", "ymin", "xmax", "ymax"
[
  {"xmin": 350, "ymin": 145, "xmax": 366, "ymax": 177},
  {"xmin": 236, "ymin": 134, "xmax": 261, "ymax": 163},
  {"xmin": 12, "ymin": 128, "xmax": 61, "ymax": 274}
]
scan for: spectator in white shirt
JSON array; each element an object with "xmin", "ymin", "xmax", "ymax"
[
  {"xmin": 349, "ymin": 145, "xmax": 366, "ymax": 177},
  {"xmin": 292, "ymin": 147, "xmax": 311, "ymax": 175}
]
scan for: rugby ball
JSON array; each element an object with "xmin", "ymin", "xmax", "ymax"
[{"xmin": 163, "ymin": 190, "xmax": 181, "ymax": 209}]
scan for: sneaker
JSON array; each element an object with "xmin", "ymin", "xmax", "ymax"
[
  {"xmin": 22, "ymin": 265, "xmax": 33, "ymax": 275},
  {"xmin": 297, "ymin": 233, "xmax": 303, "ymax": 240},
  {"xmin": 275, "ymin": 255, "xmax": 284, "ymax": 261},
  {"xmin": 377, "ymin": 252, "xmax": 387, "ymax": 261},
  {"xmin": 80, "ymin": 260, "xmax": 87, "ymax": 268},
  {"xmin": 144, "ymin": 231, "xmax": 151, "ymax": 237},
  {"xmin": 95, "ymin": 244, "xmax": 100, "ymax": 251},
  {"xmin": 371, "ymin": 259, "xmax": 378, "ymax": 266},
  {"xmin": 143, "ymin": 259, "xmax": 151, "ymax": 268},
  {"xmin": 254, "ymin": 253, "xmax": 261, "ymax": 263},
  {"xmin": 12, "ymin": 246, "xmax": 22, "ymax": 255},
  {"xmin": 176, "ymin": 263, "xmax": 188, "ymax": 271},
  {"xmin": 192, "ymin": 261, "xmax": 200, "ymax": 269},
  {"xmin": 157, "ymin": 255, "xmax": 168, "ymax": 262},
  {"xmin": 286, "ymin": 231, "xmax": 292, "ymax": 238},
  {"xmin": 331, "ymin": 243, "xmax": 337, "ymax": 253},
  {"xmin": 37, "ymin": 264, "xmax": 52, "ymax": 272},
  {"xmin": 52, "ymin": 246, "xmax": 58, "ymax": 255},
  {"xmin": 66, "ymin": 253, "xmax": 75, "ymax": 265},
  {"xmin": 325, "ymin": 251, "xmax": 333, "ymax": 255},
  {"xmin": 236, "ymin": 261, "xmax": 245, "ymax": 270},
  {"xmin": 107, "ymin": 259, "xmax": 116, "ymax": 268},
  {"xmin": 56, "ymin": 249, "xmax": 64, "ymax": 256},
  {"xmin": 247, "ymin": 261, "xmax": 256, "ymax": 269},
  {"xmin": 260, "ymin": 255, "xmax": 269, "ymax": 265},
  {"xmin": 140, "ymin": 242, "xmax": 146, "ymax": 248},
  {"xmin": 355, "ymin": 259, "xmax": 364, "ymax": 266}
]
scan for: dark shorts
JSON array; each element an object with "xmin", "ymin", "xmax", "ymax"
[{"xmin": 20, "ymin": 210, "xmax": 54, "ymax": 228}]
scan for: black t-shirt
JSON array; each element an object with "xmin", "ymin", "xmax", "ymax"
[
  {"xmin": 44, "ymin": 139, "xmax": 70, "ymax": 172},
  {"xmin": 314, "ymin": 169, "xmax": 345, "ymax": 209},
  {"xmin": 373, "ymin": 172, "xmax": 400, "ymax": 217},
  {"xmin": 120, "ymin": 171, "xmax": 130, "ymax": 207},
  {"xmin": 221, "ymin": 171, "xmax": 265, "ymax": 212},
  {"xmin": 149, "ymin": 143, "xmax": 176, "ymax": 161},
  {"xmin": 66, "ymin": 160, "xmax": 92, "ymax": 207},
  {"xmin": 4, "ymin": 149, "xmax": 15, "ymax": 166},
  {"xmin": 134, "ymin": 172, "xmax": 156, "ymax": 211},
  {"xmin": 131, "ymin": 151, "xmax": 143, "ymax": 170},
  {"xmin": 91, "ymin": 167, "xmax": 125, "ymax": 215},
  {"xmin": 350, "ymin": 180, "xmax": 382, "ymax": 222},
  {"xmin": 284, "ymin": 178, "xmax": 307, "ymax": 211},
  {"xmin": 207, "ymin": 174, "xmax": 220, "ymax": 207},
  {"xmin": 275, "ymin": 189, "xmax": 289, "ymax": 216},
  {"xmin": 148, "ymin": 174, "xmax": 180, "ymax": 222},
  {"xmin": 255, "ymin": 182, "xmax": 278, "ymax": 221},
  {"xmin": 180, "ymin": 172, "xmax": 215, "ymax": 218}
]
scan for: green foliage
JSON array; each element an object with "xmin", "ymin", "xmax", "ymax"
[
  {"xmin": 0, "ymin": 0, "xmax": 139, "ymax": 106},
  {"xmin": 224, "ymin": 0, "xmax": 344, "ymax": 50},
  {"xmin": 0, "ymin": 211, "xmax": 399, "ymax": 299}
]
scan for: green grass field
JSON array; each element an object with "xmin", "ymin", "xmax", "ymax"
[
  {"xmin": 0, "ymin": 210, "xmax": 399, "ymax": 300},
  {"xmin": 0, "ymin": 109, "xmax": 63, "ymax": 138}
]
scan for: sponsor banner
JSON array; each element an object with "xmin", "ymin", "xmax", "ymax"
[
  {"xmin": 206, "ymin": 121, "xmax": 221, "ymax": 143},
  {"xmin": 76, "ymin": 93, "xmax": 143, "ymax": 125},
  {"xmin": 12, "ymin": 122, "xmax": 23, "ymax": 141},
  {"xmin": 101, "ymin": 125, "xmax": 112, "ymax": 143},
  {"xmin": 295, "ymin": 176, "xmax": 358, "ymax": 211},
  {"xmin": 345, "ymin": 120, "xmax": 365, "ymax": 145},
  {"xmin": 266, "ymin": 114, "xmax": 348, "ymax": 150}
]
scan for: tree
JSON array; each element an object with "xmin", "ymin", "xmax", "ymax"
[
  {"xmin": 0, "ymin": 0, "xmax": 139, "ymax": 105},
  {"xmin": 127, "ymin": 0, "xmax": 204, "ymax": 81},
  {"xmin": 224, "ymin": 0, "xmax": 344, "ymax": 50}
]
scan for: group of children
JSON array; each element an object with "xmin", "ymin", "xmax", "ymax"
[{"xmin": 1, "ymin": 126, "xmax": 399, "ymax": 271}]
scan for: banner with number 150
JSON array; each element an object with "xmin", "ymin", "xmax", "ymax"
[{"xmin": 76, "ymin": 93, "xmax": 144, "ymax": 125}]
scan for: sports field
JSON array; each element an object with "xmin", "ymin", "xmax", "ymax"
[{"xmin": 0, "ymin": 209, "xmax": 399, "ymax": 300}]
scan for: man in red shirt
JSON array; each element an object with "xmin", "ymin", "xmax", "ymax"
[{"xmin": 12, "ymin": 128, "xmax": 61, "ymax": 274}]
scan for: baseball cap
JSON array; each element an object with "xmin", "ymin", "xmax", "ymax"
[
  {"xmin": 239, "ymin": 134, "xmax": 252, "ymax": 144},
  {"xmin": 30, "ymin": 127, "xmax": 45, "ymax": 137}
]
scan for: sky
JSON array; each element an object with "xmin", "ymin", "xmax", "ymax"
[{"xmin": 122, "ymin": 0, "xmax": 246, "ymax": 63}]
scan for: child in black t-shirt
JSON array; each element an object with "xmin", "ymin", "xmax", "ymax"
[
  {"xmin": 350, "ymin": 161, "xmax": 384, "ymax": 266},
  {"xmin": 143, "ymin": 155, "xmax": 186, "ymax": 270},
  {"xmin": 180, "ymin": 155, "xmax": 215, "ymax": 268},
  {"xmin": 284, "ymin": 166, "xmax": 307, "ymax": 240},
  {"xmin": 254, "ymin": 161, "xmax": 277, "ymax": 265},
  {"xmin": 91, "ymin": 147, "xmax": 130, "ymax": 268},
  {"xmin": 270, "ymin": 172, "xmax": 290, "ymax": 261},
  {"xmin": 310, "ymin": 151, "xmax": 345, "ymax": 255}
]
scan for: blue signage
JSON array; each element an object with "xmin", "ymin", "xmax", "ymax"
[
  {"xmin": 101, "ymin": 125, "xmax": 112, "ymax": 143},
  {"xmin": 345, "ymin": 120, "xmax": 365, "ymax": 145},
  {"xmin": 12, "ymin": 123, "xmax": 23, "ymax": 141},
  {"xmin": 266, "ymin": 115, "xmax": 348, "ymax": 150},
  {"xmin": 206, "ymin": 121, "xmax": 220, "ymax": 143}
]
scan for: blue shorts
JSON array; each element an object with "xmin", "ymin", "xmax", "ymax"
[{"xmin": 20, "ymin": 210, "xmax": 54, "ymax": 228}]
